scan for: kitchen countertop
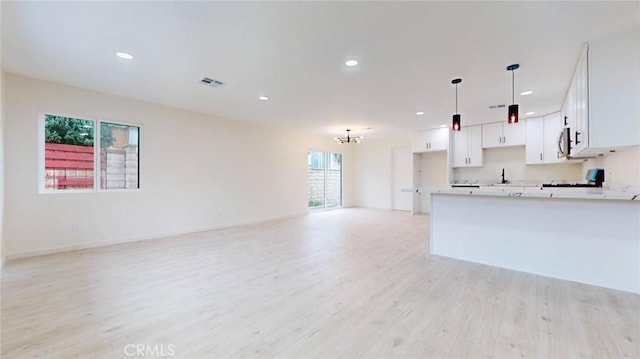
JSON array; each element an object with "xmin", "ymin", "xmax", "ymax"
[{"xmin": 402, "ymin": 186, "xmax": 640, "ymax": 201}]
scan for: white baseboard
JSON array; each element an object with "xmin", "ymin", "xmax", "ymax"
[{"xmin": 6, "ymin": 212, "xmax": 306, "ymax": 262}]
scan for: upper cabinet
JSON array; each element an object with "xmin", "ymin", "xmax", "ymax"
[
  {"xmin": 482, "ymin": 121, "xmax": 525, "ymax": 149},
  {"xmin": 412, "ymin": 128, "xmax": 448, "ymax": 153},
  {"xmin": 525, "ymin": 117, "xmax": 544, "ymax": 164},
  {"xmin": 563, "ymin": 27, "xmax": 640, "ymax": 158},
  {"xmin": 452, "ymin": 125, "xmax": 483, "ymax": 168},
  {"xmin": 525, "ymin": 112, "xmax": 564, "ymax": 165}
]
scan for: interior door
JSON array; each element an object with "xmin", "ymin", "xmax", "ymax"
[{"xmin": 392, "ymin": 147, "xmax": 412, "ymax": 211}]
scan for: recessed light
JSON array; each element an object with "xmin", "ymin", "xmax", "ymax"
[
  {"xmin": 116, "ymin": 52, "xmax": 134, "ymax": 60},
  {"xmin": 416, "ymin": 111, "xmax": 425, "ymax": 115},
  {"xmin": 520, "ymin": 90, "xmax": 533, "ymax": 96},
  {"xmin": 258, "ymin": 96, "xmax": 269, "ymax": 101},
  {"xmin": 345, "ymin": 59, "xmax": 359, "ymax": 67},
  {"xmin": 440, "ymin": 124, "xmax": 447, "ymax": 128},
  {"xmin": 525, "ymin": 111, "xmax": 535, "ymax": 116}
]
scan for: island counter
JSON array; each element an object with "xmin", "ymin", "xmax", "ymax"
[{"xmin": 430, "ymin": 189, "xmax": 640, "ymax": 293}]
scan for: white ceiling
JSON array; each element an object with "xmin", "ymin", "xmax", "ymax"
[{"xmin": 2, "ymin": 1, "xmax": 639, "ymax": 139}]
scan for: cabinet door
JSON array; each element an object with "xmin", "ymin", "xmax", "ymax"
[
  {"xmin": 566, "ymin": 81, "xmax": 577, "ymax": 153},
  {"xmin": 525, "ymin": 117, "xmax": 544, "ymax": 164},
  {"xmin": 573, "ymin": 48, "xmax": 589, "ymax": 154},
  {"xmin": 543, "ymin": 112, "xmax": 563, "ymax": 163},
  {"xmin": 482, "ymin": 122, "xmax": 503, "ymax": 148},
  {"xmin": 451, "ymin": 128, "xmax": 468, "ymax": 168},
  {"xmin": 429, "ymin": 128, "xmax": 449, "ymax": 151},
  {"xmin": 411, "ymin": 131, "xmax": 429, "ymax": 153},
  {"xmin": 503, "ymin": 121, "xmax": 526, "ymax": 146},
  {"xmin": 467, "ymin": 125, "xmax": 483, "ymax": 167}
]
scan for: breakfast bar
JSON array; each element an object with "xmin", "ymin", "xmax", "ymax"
[{"xmin": 430, "ymin": 188, "xmax": 640, "ymax": 293}]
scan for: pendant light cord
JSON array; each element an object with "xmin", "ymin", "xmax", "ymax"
[
  {"xmin": 511, "ymin": 70, "xmax": 515, "ymax": 104},
  {"xmin": 455, "ymin": 84, "xmax": 458, "ymax": 113}
]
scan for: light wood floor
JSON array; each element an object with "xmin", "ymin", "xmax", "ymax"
[{"xmin": 2, "ymin": 208, "xmax": 638, "ymax": 358}]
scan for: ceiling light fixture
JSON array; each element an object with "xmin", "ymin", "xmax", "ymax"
[
  {"xmin": 520, "ymin": 90, "xmax": 533, "ymax": 96},
  {"xmin": 440, "ymin": 124, "xmax": 447, "ymax": 128},
  {"xmin": 345, "ymin": 59, "xmax": 359, "ymax": 67},
  {"xmin": 334, "ymin": 129, "xmax": 362, "ymax": 144},
  {"xmin": 525, "ymin": 111, "xmax": 535, "ymax": 116},
  {"xmin": 258, "ymin": 96, "xmax": 269, "ymax": 101},
  {"xmin": 416, "ymin": 111, "xmax": 425, "ymax": 115},
  {"xmin": 451, "ymin": 78, "xmax": 462, "ymax": 131},
  {"xmin": 116, "ymin": 52, "xmax": 133, "ymax": 60},
  {"xmin": 507, "ymin": 64, "xmax": 520, "ymax": 124}
]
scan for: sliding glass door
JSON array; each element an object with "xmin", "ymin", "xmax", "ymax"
[{"xmin": 308, "ymin": 151, "xmax": 342, "ymax": 209}]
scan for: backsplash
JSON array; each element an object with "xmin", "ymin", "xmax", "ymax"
[
  {"xmin": 582, "ymin": 145, "xmax": 640, "ymax": 191},
  {"xmin": 454, "ymin": 146, "xmax": 584, "ymax": 184}
]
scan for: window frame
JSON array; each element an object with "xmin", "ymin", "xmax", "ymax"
[{"xmin": 38, "ymin": 112, "xmax": 143, "ymax": 194}]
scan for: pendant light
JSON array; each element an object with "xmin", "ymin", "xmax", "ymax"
[
  {"xmin": 507, "ymin": 64, "xmax": 519, "ymax": 124},
  {"xmin": 451, "ymin": 78, "xmax": 462, "ymax": 131},
  {"xmin": 334, "ymin": 129, "xmax": 362, "ymax": 144}
]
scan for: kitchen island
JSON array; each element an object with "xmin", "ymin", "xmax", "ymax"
[{"xmin": 430, "ymin": 188, "xmax": 640, "ymax": 293}]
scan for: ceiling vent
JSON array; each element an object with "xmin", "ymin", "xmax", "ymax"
[
  {"xmin": 200, "ymin": 78, "xmax": 224, "ymax": 88},
  {"xmin": 488, "ymin": 104, "xmax": 506, "ymax": 109}
]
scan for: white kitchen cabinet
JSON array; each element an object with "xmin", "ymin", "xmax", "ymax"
[
  {"xmin": 525, "ymin": 113, "xmax": 564, "ymax": 165},
  {"xmin": 452, "ymin": 125, "xmax": 483, "ymax": 167},
  {"xmin": 561, "ymin": 27, "xmax": 640, "ymax": 158},
  {"xmin": 525, "ymin": 117, "xmax": 544, "ymax": 164},
  {"xmin": 543, "ymin": 112, "xmax": 563, "ymax": 164},
  {"xmin": 573, "ymin": 47, "xmax": 589, "ymax": 154},
  {"xmin": 482, "ymin": 121, "xmax": 525, "ymax": 148},
  {"xmin": 411, "ymin": 128, "xmax": 448, "ymax": 153}
]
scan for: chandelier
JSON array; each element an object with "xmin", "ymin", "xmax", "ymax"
[{"xmin": 334, "ymin": 129, "xmax": 362, "ymax": 144}]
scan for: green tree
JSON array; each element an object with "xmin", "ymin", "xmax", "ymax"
[{"xmin": 45, "ymin": 115, "xmax": 115, "ymax": 147}]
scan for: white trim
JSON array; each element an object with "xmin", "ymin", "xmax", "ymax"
[{"xmin": 5, "ymin": 212, "xmax": 307, "ymax": 261}]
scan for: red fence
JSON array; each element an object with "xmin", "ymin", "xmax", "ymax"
[{"xmin": 45, "ymin": 143, "xmax": 94, "ymax": 189}]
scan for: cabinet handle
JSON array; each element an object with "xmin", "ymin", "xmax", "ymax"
[
  {"xmin": 564, "ymin": 116, "xmax": 568, "ymax": 126},
  {"xmin": 540, "ymin": 153, "xmax": 543, "ymax": 161},
  {"xmin": 575, "ymin": 131, "xmax": 581, "ymax": 145},
  {"xmin": 503, "ymin": 136, "xmax": 506, "ymax": 144}
]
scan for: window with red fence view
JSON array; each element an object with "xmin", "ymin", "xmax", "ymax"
[
  {"xmin": 43, "ymin": 115, "xmax": 140, "ymax": 191},
  {"xmin": 44, "ymin": 116, "xmax": 95, "ymax": 190}
]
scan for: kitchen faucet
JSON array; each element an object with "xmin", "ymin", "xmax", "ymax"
[{"xmin": 501, "ymin": 168, "xmax": 508, "ymax": 184}]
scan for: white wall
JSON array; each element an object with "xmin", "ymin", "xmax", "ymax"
[
  {"xmin": 582, "ymin": 146, "xmax": 640, "ymax": 190},
  {"xmin": 3, "ymin": 73, "xmax": 354, "ymax": 258},
  {"xmin": 416, "ymin": 151, "xmax": 448, "ymax": 213},
  {"xmin": 454, "ymin": 146, "xmax": 584, "ymax": 184},
  {"xmin": 0, "ymin": 2, "xmax": 5, "ymax": 266},
  {"xmin": 354, "ymin": 135, "xmax": 410, "ymax": 209}
]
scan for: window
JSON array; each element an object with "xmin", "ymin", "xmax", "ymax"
[
  {"xmin": 308, "ymin": 151, "xmax": 342, "ymax": 209},
  {"xmin": 41, "ymin": 113, "xmax": 140, "ymax": 192}
]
